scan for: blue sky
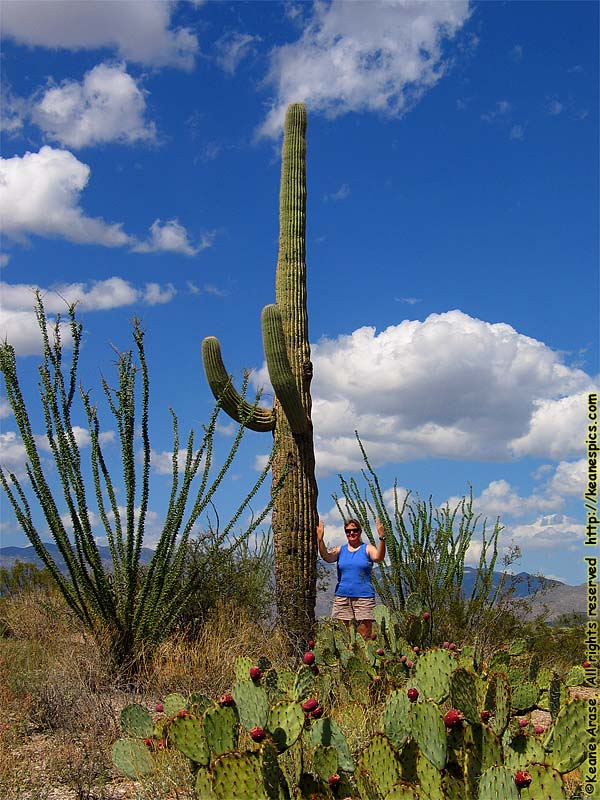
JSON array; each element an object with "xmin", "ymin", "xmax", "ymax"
[{"xmin": 1, "ymin": 0, "xmax": 598, "ymax": 586}]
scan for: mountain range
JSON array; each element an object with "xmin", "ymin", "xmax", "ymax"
[{"xmin": 0, "ymin": 543, "xmax": 588, "ymax": 623}]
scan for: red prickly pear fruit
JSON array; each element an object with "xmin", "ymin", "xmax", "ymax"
[
  {"xmin": 401, "ymin": 655, "xmax": 407, "ymax": 663},
  {"xmin": 376, "ymin": 648, "xmax": 385, "ymax": 656},
  {"xmin": 519, "ymin": 718, "xmax": 529, "ymax": 728},
  {"xmin": 157, "ymin": 739, "xmax": 166, "ymax": 750},
  {"xmin": 583, "ymin": 660, "xmax": 591, "ymax": 668},
  {"xmin": 534, "ymin": 725, "xmax": 545, "ymax": 734},
  {"xmin": 406, "ymin": 661, "xmax": 414, "ymax": 669},
  {"xmin": 250, "ymin": 666, "xmax": 262, "ymax": 681},
  {"xmin": 307, "ymin": 639, "xmax": 315, "ymax": 649},
  {"xmin": 413, "ymin": 646, "xmax": 420, "ymax": 654},
  {"xmin": 407, "ymin": 687, "xmax": 419, "ymax": 702},
  {"xmin": 177, "ymin": 709, "xmax": 188, "ymax": 718},
  {"xmin": 480, "ymin": 710, "xmax": 491, "ymax": 722},
  {"xmin": 370, "ymin": 632, "xmax": 378, "ymax": 640},
  {"xmin": 443, "ymin": 641, "xmax": 450, "ymax": 648},
  {"xmin": 443, "ymin": 709, "xmax": 465, "ymax": 728},
  {"xmin": 422, "ymin": 612, "xmax": 430, "ymax": 620},
  {"xmin": 514, "ymin": 770, "xmax": 532, "ymax": 788},
  {"xmin": 303, "ymin": 651, "xmax": 316, "ymax": 666},
  {"xmin": 155, "ymin": 702, "xmax": 164, "ymax": 712},
  {"xmin": 311, "ymin": 705, "xmax": 324, "ymax": 718},
  {"xmin": 143, "ymin": 737, "xmax": 153, "ymax": 748},
  {"xmin": 301, "ymin": 698, "xmax": 319, "ymax": 713},
  {"xmin": 328, "ymin": 774, "xmax": 341, "ymax": 788},
  {"xmin": 219, "ymin": 693, "xmax": 235, "ymax": 706},
  {"xmin": 250, "ymin": 726, "xmax": 266, "ymax": 742},
  {"xmin": 448, "ymin": 643, "xmax": 457, "ymax": 651}
]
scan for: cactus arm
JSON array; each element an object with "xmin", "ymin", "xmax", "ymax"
[
  {"xmin": 201, "ymin": 336, "xmax": 275, "ymax": 432},
  {"xmin": 261, "ymin": 304, "xmax": 308, "ymax": 435}
]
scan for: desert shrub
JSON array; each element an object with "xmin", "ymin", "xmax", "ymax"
[
  {"xmin": 0, "ymin": 294, "xmax": 281, "ymax": 675},
  {"xmin": 174, "ymin": 528, "xmax": 275, "ymax": 634},
  {"xmin": 144, "ymin": 600, "xmax": 293, "ymax": 699},
  {"xmin": 335, "ymin": 433, "xmax": 540, "ymax": 648}
]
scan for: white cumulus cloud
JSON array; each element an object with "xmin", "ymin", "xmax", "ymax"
[
  {"xmin": 0, "ymin": 146, "xmax": 133, "ymax": 247},
  {"xmin": 510, "ymin": 392, "xmax": 593, "ymax": 459},
  {"xmin": 31, "ymin": 63, "xmax": 156, "ymax": 149},
  {"xmin": 2, "ymin": 0, "xmax": 199, "ymax": 69},
  {"xmin": 0, "ymin": 147, "xmax": 199, "ymax": 255},
  {"xmin": 133, "ymin": 219, "xmax": 200, "ymax": 256},
  {"xmin": 254, "ymin": 310, "xmax": 594, "ymax": 472},
  {"xmin": 258, "ymin": 0, "xmax": 471, "ymax": 138}
]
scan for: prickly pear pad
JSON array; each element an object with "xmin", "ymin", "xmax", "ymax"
[
  {"xmin": 477, "ymin": 765, "xmax": 520, "ymax": 800},
  {"xmin": 111, "ymin": 738, "xmax": 155, "ymax": 780},
  {"xmin": 203, "ymin": 703, "xmax": 238, "ymax": 756},
  {"xmin": 168, "ymin": 714, "xmax": 209, "ymax": 765},
  {"xmin": 410, "ymin": 700, "xmax": 447, "ymax": 770},
  {"xmin": 545, "ymin": 698, "xmax": 589, "ymax": 773},
  {"xmin": 382, "ymin": 781, "xmax": 422, "ymax": 799},
  {"xmin": 310, "ymin": 717, "xmax": 354, "ymax": 772},
  {"xmin": 267, "ymin": 701, "xmax": 304, "ymax": 752},
  {"xmin": 212, "ymin": 751, "xmax": 266, "ymax": 800},
  {"xmin": 518, "ymin": 763, "xmax": 567, "ymax": 800},
  {"xmin": 232, "ymin": 679, "xmax": 270, "ymax": 731},
  {"xmin": 450, "ymin": 668, "xmax": 479, "ymax": 723},
  {"xmin": 311, "ymin": 744, "xmax": 338, "ymax": 781},
  {"xmin": 356, "ymin": 733, "xmax": 401, "ymax": 797},
  {"xmin": 162, "ymin": 692, "xmax": 188, "ymax": 717},
  {"xmin": 380, "ymin": 688, "xmax": 412, "ymax": 750},
  {"xmin": 119, "ymin": 703, "xmax": 153, "ymax": 739},
  {"xmin": 414, "ymin": 648, "xmax": 455, "ymax": 703},
  {"xmin": 292, "ymin": 664, "xmax": 315, "ymax": 701},
  {"xmin": 484, "ymin": 671, "xmax": 511, "ymax": 736}
]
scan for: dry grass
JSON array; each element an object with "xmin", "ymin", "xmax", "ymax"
[
  {"xmin": 0, "ymin": 591, "xmax": 292, "ymax": 799},
  {"xmin": 0, "ymin": 589, "xmax": 589, "ymax": 799}
]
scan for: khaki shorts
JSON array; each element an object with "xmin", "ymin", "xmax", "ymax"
[{"xmin": 332, "ymin": 596, "xmax": 376, "ymax": 621}]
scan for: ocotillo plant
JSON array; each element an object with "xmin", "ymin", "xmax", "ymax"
[
  {"xmin": 202, "ymin": 103, "xmax": 318, "ymax": 645},
  {"xmin": 0, "ymin": 293, "xmax": 278, "ymax": 673}
]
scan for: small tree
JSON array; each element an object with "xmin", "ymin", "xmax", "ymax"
[
  {"xmin": 0, "ymin": 294, "xmax": 279, "ymax": 673},
  {"xmin": 335, "ymin": 433, "xmax": 512, "ymax": 646}
]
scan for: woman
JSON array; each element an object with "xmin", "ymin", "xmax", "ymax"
[{"xmin": 316, "ymin": 517, "xmax": 386, "ymax": 639}]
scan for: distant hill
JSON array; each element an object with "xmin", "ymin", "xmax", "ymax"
[
  {"xmin": 0, "ymin": 543, "xmax": 155, "ymax": 573},
  {"xmin": 315, "ymin": 564, "xmax": 588, "ymax": 623},
  {"xmin": 1, "ymin": 544, "xmax": 589, "ymax": 623}
]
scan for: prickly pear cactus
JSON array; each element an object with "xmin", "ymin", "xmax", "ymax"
[
  {"xmin": 162, "ymin": 692, "xmax": 188, "ymax": 716},
  {"xmin": 267, "ymin": 701, "xmax": 304, "ymax": 753},
  {"xmin": 168, "ymin": 714, "xmax": 210, "ymax": 764},
  {"xmin": 477, "ymin": 765, "xmax": 519, "ymax": 800},
  {"xmin": 414, "ymin": 648, "xmax": 455, "ymax": 703},
  {"xmin": 111, "ymin": 738, "xmax": 154, "ymax": 779},
  {"xmin": 204, "ymin": 703, "xmax": 238, "ymax": 756},
  {"xmin": 544, "ymin": 698, "xmax": 589, "ymax": 773},
  {"xmin": 120, "ymin": 703, "xmax": 153, "ymax": 739}
]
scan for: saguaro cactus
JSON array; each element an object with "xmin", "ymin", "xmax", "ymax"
[{"xmin": 202, "ymin": 103, "xmax": 318, "ymax": 644}]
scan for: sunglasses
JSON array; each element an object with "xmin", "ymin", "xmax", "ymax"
[{"xmin": 345, "ymin": 527, "xmax": 360, "ymax": 534}]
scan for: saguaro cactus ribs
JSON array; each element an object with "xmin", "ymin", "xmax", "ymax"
[{"xmin": 202, "ymin": 103, "xmax": 318, "ymax": 644}]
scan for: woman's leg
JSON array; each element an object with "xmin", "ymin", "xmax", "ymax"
[{"xmin": 357, "ymin": 619, "xmax": 373, "ymax": 640}]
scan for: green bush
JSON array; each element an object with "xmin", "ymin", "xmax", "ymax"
[{"xmin": 175, "ymin": 530, "xmax": 276, "ymax": 633}]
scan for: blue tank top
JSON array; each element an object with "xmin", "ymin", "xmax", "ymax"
[{"xmin": 335, "ymin": 543, "xmax": 374, "ymax": 598}]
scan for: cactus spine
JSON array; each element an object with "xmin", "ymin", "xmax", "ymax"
[{"xmin": 202, "ymin": 103, "xmax": 317, "ymax": 642}]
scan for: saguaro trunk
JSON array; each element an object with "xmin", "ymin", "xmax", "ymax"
[{"xmin": 202, "ymin": 104, "xmax": 318, "ymax": 644}]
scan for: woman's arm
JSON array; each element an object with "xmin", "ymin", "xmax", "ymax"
[
  {"xmin": 367, "ymin": 518, "xmax": 387, "ymax": 563},
  {"xmin": 316, "ymin": 518, "xmax": 340, "ymax": 563}
]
